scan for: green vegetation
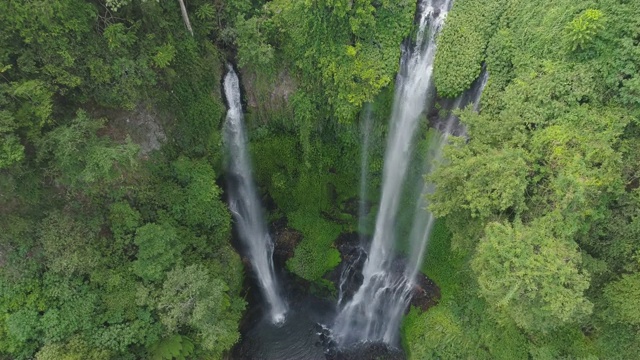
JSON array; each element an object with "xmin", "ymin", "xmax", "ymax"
[
  {"xmin": 1, "ymin": 0, "xmax": 639, "ymax": 358},
  {"xmin": 250, "ymin": 123, "xmax": 365, "ymax": 285},
  {"xmin": 240, "ymin": 0, "xmax": 415, "ymax": 122},
  {"xmin": 0, "ymin": 0, "xmax": 247, "ymax": 358},
  {"xmin": 404, "ymin": 0, "xmax": 640, "ymax": 358},
  {"xmin": 434, "ymin": 0, "xmax": 506, "ymax": 97}
]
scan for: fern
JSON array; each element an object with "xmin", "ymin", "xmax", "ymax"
[{"xmin": 149, "ymin": 335, "xmax": 194, "ymax": 360}]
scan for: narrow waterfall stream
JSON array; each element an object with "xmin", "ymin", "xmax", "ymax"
[
  {"xmin": 337, "ymin": 105, "xmax": 374, "ymax": 307},
  {"xmin": 223, "ymin": 66, "xmax": 288, "ymax": 324},
  {"xmin": 358, "ymin": 104, "xmax": 374, "ymax": 237},
  {"xmin": 332, "ymin": 0, "xmax": 455, "ymax": 345}
]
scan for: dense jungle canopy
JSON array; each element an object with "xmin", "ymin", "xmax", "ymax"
[{"xmin": 1, "ymin": 0, "xmax": 639, "ymax": 359}]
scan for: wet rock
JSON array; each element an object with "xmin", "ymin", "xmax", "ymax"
[
  {"xmin": 241, "ymin": 256, "xmax": 253, "ymax": 269},
  {"xmin": 409, "ymin": 273, "xmax": 441, "ymax": 311},
  {"xmin": 326, "ymin": 233, "xmax": 368, "ymax": 305},
  {"xmin": 326, "ymin": 342, "xmax": 405, "ymax": 360},
  {"xmin": 240, "ymin": 68, "xmax": 296, "ymax": 111},
  {"xmin": 329, "ymin": 232, "xmax": 441, "ymax": 312},
  {"xmin": 334, "ymin": 232, "xmax": 362, "ymax": 249},
  {"xmin": 270, "ymin": 217, "xmax": 303, "ymax": 266}
]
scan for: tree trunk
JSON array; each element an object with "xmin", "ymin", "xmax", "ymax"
[{"xmin": 177, "ymin": 0, "xmax": 194, "ymax": 36}]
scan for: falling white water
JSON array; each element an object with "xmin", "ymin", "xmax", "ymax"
[
  {"xmin": 358, "ymin": 104, "xmax": 374, "ymax": 237},
  {"xmin": 333, "ymin": 67, "xmax": 489, "ymax": 347},
  {"xmin": 472, "ymin": 70, "xmax": 489, "ymax": 111},
  {"xmin": 223, "ymin": 66, "xmax": 287, "ymax": 324},
  {"xmin": 336, "ymin": 105, "xmax": 374, "ymax": 306},
  {"xmin": 332, "ymin": 0, "xmax": 455, "ymax": 345},
  {"xmin": 377, "ymin": 99, "xmax": 464, "ymax": 342}
]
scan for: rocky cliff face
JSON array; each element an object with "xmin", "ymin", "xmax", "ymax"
[
  {"xmin": 91, "ymin": 103, "xmax": 167, "ymax": 158},
  {"xmin": 240, "ymin": 68, "xmax": 297, "ymax": 120}
]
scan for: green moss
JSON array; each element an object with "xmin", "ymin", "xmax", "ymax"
[
  {"xmin": 419, "ymin": 220, "xmax": 462, "ymax": 300},
  {"xmin": 286, "ymin": 212, "xmax": 342, "ymax": 282}
]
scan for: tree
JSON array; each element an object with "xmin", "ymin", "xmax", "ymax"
[
  {"xmin": 566, "ymin": 9, "xmax": 605, "ymax": 51},
  {"xmin": 234, "ymin": 14, "xmax": 275, "ymax": 69},
  {"xmin": 266, "ymin": 0, "xmax": 414, "ymax": 121},
  {"xmin": 37, "ymin": 110, "xmax": 138, "ymax": 193},
  {"xmin": 472, "ymin": 219, "xmax": 592, "ymax": 332},
  {"xmin": 433, "ymin": 0, "xmax": 506, "ymax": 97},
  {"xmin": 38, "ymin": 212, "xmax": 101, "ymax": 277},
  {"xmin": 429, "ymin": 139, "xmax": 529, "ymax": 220},
  {"xmin": 0, "ymin": 134, "xmax": 24, "ymax": 169},
  {"xmin": 35, "ymin": 336, "xmax": 110, "ymax": 360},
  {"xmin": 109, "ymin": 201, "xmax": 142, "ymax": 245},
  {"xmin": 177, "ymin": 0, "xmax": 194, "ymax": 35},
  {"xmin": 132, "ymin": 223, "xmax": 183, "ymax": 283},
  {"xmin": 0, "ymin": 79, "xmax": 52, "ymax": 168},
  {"xmin": 168, "ymin": 157, "xmax": 231, "ymax": 238},
  {"xmin": 148, "ymin": 335, "xmax": 194, "ymax": 360},
  {"xmin": 157, "ymin": 265, "xmax": 244, "ymax": 357},
  {"xmin": 603, "ymin": 271, "xmax": 640, "ymax": 325},
  {"xmin": 105, "ymin": 0, "xmax": 193, "ymax": 35}
]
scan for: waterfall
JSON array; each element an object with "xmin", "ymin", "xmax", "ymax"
[
  {"xmin": 472, "ymin": 70, "xmax": 489, "ymax": 111},
  {"xmin": 223, "ymin": 66, "xmax": 287, "ymax": 324},
  {"xmin": 332, "ymin": 0, "xmax": 455, "ymax": 345},
  {"xmin": 337, "ymin": 104, "xmax": 375, "ymax": 307},
  {"xmin": 358, "ymin": 104, "xmax": 374, "ymax": 237}
]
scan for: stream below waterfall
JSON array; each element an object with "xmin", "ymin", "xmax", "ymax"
[
  {"xmin": 231, "ymin": 269, "xmax": 406, "ymax": 360},
  {"xmin": 232, "ymin": 291, "xmax": 335, "ymax": 360}
]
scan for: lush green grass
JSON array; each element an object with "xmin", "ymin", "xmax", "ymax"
[{"xmin": 420, "ymin": 220, "xmax": 463, "ymax": 301}]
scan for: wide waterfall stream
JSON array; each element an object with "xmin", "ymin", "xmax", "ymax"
[{"xmin": 332, "ymin": 0, "xmax": 454, "ymax": 346}]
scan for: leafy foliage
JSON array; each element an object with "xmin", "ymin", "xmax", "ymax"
[
  {"xmin": 158, "ymin": 265, "xmax": 244, "ymax": 356},
  {"xmin": 0, "ymin": 1, "xmax": 245, "ymax": 358},
  {"xmin": 566, "ymin": 9, "xmax": 605, "ymax": 51},
  {"xmin": 603, "ymin": 272, "xmax": 640, "ymax": 325},
  {"xmin": 39, "ymin": 212, "xmax": 102, "ymax": 276},
  {"xmin": 35, "ymin": 336, "xmax": 111, "ymax": 360},
  {"xmin": 473, "ymin": 220, "xmax": 592, "ymax": 331},
  {"xmin": 149, "ymin": 335, "xmax": 194, "ymax": 360},
  {"xmin": 2, "ymin": 0, "xmax": 640, "ymax": 358},
  {"xmin": 38, "ymin": 110, "xmax": 139, "ymax": 193},
  {"xmin": 406, "ymin": 0, "xmax": 640, "ymax": 358},
  {"xmin": 133, "ymin": 223, "xmax": 183, "ymax": 282},
  {"xmin": 259, "ymin": 0, "xmax": 414, "ymax": 121},
  {"xmin": 433, "ymin": 0, "xmax": 506, "ymax": 97}
]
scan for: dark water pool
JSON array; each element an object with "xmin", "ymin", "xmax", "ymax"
[
  {"xmin": 232, "ymin": 294, "xmax": 406, "ymax": 360},
  {"xmin": 230, "ymin": 233, "xmax": 407, "ymax": 360},
  {"xmin": 232, "ymin": 295, "xmax": 335, "ymax": 359}
]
